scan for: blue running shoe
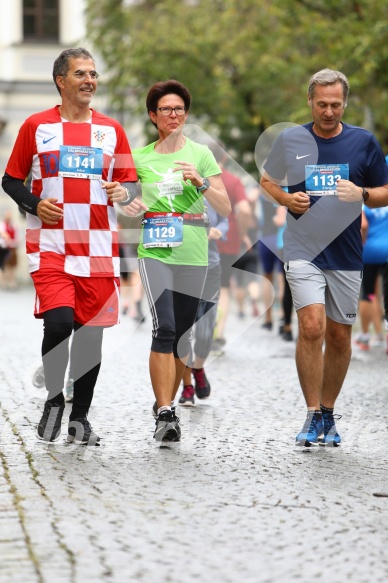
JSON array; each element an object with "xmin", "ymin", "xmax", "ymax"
[
  {"xmin": 320, "ymin": 412, "xmax": 342, "ymax": 447},
  {"xmin": 295, "ymin": 412, "xmax": 323, "ymax": 447}
]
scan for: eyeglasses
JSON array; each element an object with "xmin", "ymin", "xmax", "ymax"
[
  {"xmin": 157, "ymin": 106, "xmax": 186, "ymax": 116},
  {"xmin": 66, "ymin": 70, "xmax": 100, "ymax": 80}
]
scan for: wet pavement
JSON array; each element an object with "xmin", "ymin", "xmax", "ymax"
[{"xmin": 0, "ymin": 286, "xmax": 387, "ymax": 583}]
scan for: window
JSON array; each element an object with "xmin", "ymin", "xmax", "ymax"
[{"xmin": 23, "ymin": 0, "xmax": 59, "ymax": 42}]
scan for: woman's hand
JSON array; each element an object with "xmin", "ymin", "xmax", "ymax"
[
  {"xmin": 173, "ymin": 161, "xmax": 203, "ymax": 188},
  {"xmin": 208, "ymin": 227, "xmax": 223, "ymax": 241}
]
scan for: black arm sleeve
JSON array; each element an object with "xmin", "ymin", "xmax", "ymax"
[{"xmin": 2, "ymin": 173, "xmax": 40, "ymax": 216}]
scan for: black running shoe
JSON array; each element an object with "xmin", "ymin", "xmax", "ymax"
[
  {"xmin": 153, "ymin": 410, "xmax": 181, "ymax": 442},
  {"xmin": 36, "ymin": 401, "xmax": 65, "ymax": 442},
  {"xmin": 152, "ymin": 401, "xmax": 176, "ymax": 419},
  {"xmin": 261, "ymin": 321, "xmax": 273, "ymax": 331},
  {"xmin": 193, "ymin": 368, "xmax": 211, "ymax": 399},
  {"xmin": 67, "ymin": 416, "xmax": 100, "ymax": 445},
  {"xmin": 282, "ymin": 330, "xmax": 293, "ymax": 342}
]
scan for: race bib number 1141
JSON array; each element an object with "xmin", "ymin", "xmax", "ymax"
[{"xmin": 58, "ymin": 145, "xmax": 103, "ymax": 179}]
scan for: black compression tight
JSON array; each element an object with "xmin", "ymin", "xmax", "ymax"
[{"xmin": 42, "ymin": 307, "xmax": 104, "ymax": 417}]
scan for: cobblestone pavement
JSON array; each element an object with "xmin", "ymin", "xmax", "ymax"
[{"xmin": 0, "ymin": 286, "xmax": 388, "ymax": 583}]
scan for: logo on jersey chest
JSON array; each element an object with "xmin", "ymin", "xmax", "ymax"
[{"xmin": 94, "ymin": 130, "xmax": 106, "ymax": 144}]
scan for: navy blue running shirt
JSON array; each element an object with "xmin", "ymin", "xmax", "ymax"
[{"xmin": 263, "ymin": 122, "xmax": 388, "ymax": 270}]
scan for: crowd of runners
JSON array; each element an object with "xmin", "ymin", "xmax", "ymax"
[{"xmin": 2, "ymin": 48, "xmax": 388, "ymax": 448}]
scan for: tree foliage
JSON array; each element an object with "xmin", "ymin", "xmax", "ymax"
[{"xmin": 85, "ymin": 0, "xmax": 388, "ymax": 177}]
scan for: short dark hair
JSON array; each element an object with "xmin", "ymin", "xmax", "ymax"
[
  {"xmin": 52, "ymin": 48, "xmax": 95, "ymax": 95},
  {"xmin": 146, "ymin": 80, "xmax": 191, "ymax": 124}
]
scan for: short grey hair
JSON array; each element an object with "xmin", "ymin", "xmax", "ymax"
[
  {"xmin": 308, "ymin": 69, "xmax": 349, "ymax": 103},
  {"xmin": 52, "ymin": 48, "xmax": 95, "ymax": 95}
]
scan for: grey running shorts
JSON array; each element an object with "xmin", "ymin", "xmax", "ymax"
[{"xmin": 285, "ymin": 260, "xmax": 362, "ymax": 325}]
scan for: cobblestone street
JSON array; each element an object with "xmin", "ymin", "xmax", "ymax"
[{"xmin": 0, "ymin": 286, "xmax": 387, "ymax": 583}]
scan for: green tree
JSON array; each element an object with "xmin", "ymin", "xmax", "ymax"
[{"xmin": 85, "ymin": 0, "xmax": 388, "ymax": 177}]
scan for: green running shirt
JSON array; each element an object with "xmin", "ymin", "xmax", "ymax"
[{"xmin": 133, "ymin": 138, "xmax": 221, "ymax": 265}]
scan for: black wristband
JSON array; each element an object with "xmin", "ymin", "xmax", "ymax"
[{"xmin": 361, "ymin": 187, "xmax": 369, "ymax": 203}]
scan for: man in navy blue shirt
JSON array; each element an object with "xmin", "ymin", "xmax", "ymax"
[{"xmin": 261, "ymin": 69, "xmax": 388, "ymax": 447}]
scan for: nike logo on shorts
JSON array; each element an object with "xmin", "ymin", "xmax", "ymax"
[{"xmin": 296, "ymin": 154, "xmax": 311, "ymax": 160}]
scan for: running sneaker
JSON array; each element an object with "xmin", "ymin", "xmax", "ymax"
[
  {"xmin": 67, "ymin": 416, "xmax": 100, "ymax": 445},
  {"xmin": 152, "ymin": 401, "xmax": 176, "ymax": 418},
  {"xmin": 295, "ymin": 412, "xmax": 324, "ymax": 447},
  {"xmin": 179, "ymin": 384, "xmax": 195, "ymax": 406},
  {"xmin": 261, "ymin": 321, "xmax": 273, "ymax": 331},
  {"xmin": 320, "ymin": 412, "xmax": 342, "ymax": 447},
  {"xmin": 192, "ymin": 369, "xmax": 211, "ymax": 399},
  {"xmin": 282, "ymin": 330, "xmax": 293, "ymax": 342},
  {"xmin": 65, "ymin": 378, "xmax": 74, "ymax": 403},
  {"xmin": 32, "ymin": 365, "xmax": 45, "ymax": 389},
  {"xmin": 355, "ymin": 334, "xmax": 370, "ymax": 351},
  {"xmin": 36, "ymin": 401, "xmax": 65, "ymax": 442},
  {"xmin": 153, "ymin": 410, "xmax": 181, "ymax": 442},
  {"xmin": 370, "ymin": 334, "xmax": 384, "ymax": 348}
]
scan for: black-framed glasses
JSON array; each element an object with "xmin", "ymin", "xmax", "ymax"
[
  {"xmin": 66, "ymin": 70, "xmax": 100, "ymax": 80},
  {"xmin": 157, "ymin": 106, "xmax": 186, "ymax": 116}
]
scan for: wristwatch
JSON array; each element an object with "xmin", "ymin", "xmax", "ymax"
[
  {"xmin": 197, "ymin": 177, "xmax": 210, "ymax": 192},
  {"xmin": 361, "ymin": 187, "xmax": 369, "ymax": 202}
]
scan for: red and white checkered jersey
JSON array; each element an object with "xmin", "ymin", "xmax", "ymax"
[{"xmin": 5, "ymin": 106, "xmax": 137, "ymax": 277}]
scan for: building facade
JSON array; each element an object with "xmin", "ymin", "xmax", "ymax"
[{"xmin": 0, "ymin": 0, "xmax": 109, "ymax": 282}]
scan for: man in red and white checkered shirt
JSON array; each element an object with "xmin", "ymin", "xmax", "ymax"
[{"xmin": 2, "ymin": 48, "xmax": 138, "ymax": 444}]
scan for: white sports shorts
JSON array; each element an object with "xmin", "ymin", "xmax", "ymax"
[{"xmin": 285, "ymin": 260, "xmax": 362, "ymax": 325}]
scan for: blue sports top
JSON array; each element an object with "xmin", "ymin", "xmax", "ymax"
[
  {"xmin": 362, "ymin": 206, "xmax": 388, "ymax": 265},
  {"xmin": 263, "ymin": 122, "xmax": 388, "ymax": 270}
]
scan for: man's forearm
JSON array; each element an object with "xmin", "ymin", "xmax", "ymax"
[
  {"xmin": 364, "ymin": 184, "xmax": 388, "ymax": 209},
  {"xmin": 260, "ymin": 178, "xmax": 290, "ymax": 207}
]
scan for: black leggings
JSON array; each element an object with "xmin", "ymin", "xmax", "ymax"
[
  {"xmin": 42, "ymin": 307, "xmax": 104, "ymax": 419},
  {"xmin": 282, "ymin": 270, "xmax": 293, "ymax": 326},
  {"xmin": 139, "ymin": 258, "xmax": 207, "ymax": 359},
  {"xmin": 360, "ymin": 263, "xmax": 384, "ymax": 301}
]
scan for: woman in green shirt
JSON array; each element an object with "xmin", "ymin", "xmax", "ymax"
[{"xmin": 123, "ymin": 80, "xmax": 230, "ymax": 442}]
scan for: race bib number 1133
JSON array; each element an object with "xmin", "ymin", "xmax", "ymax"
[{"xmin": 305, "ymin": 163, "xmax": 349, "ymax": 196}]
